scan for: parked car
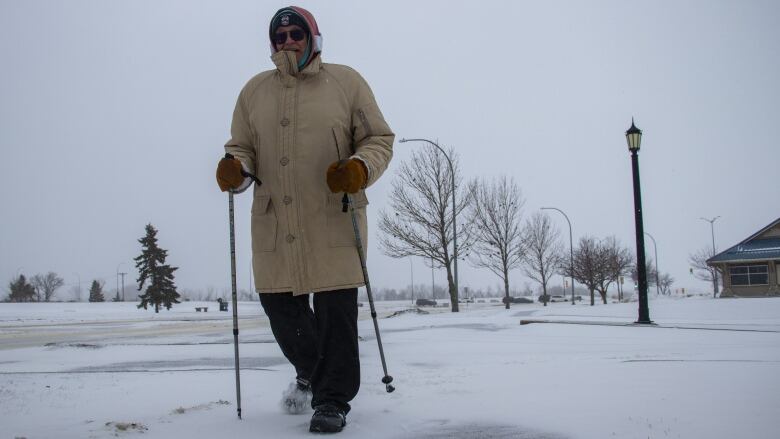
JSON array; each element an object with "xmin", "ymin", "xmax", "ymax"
[
  {"xmin": 415, "ymin": 298, "xmax": 437, "ymax": 307},
  {"xmin": 538, "ymin": 294, "xmax": 568, "ymax": 303},
  {"xmin": 502, "ymin": 296, "xmax": 534, "ymax": 304}
]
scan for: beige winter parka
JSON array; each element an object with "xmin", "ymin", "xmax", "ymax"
[{"xmin": 225, "ymin": 50, "xmax": 394, "ymax": 295}]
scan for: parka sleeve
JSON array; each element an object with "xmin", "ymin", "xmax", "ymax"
[
  {"xmin": 224, "ymin": 86, "xmax": 257, "ymax": 174},
  {"xmin": 349, "ymin": 73, "xmax": 394, "ymax": 188}
]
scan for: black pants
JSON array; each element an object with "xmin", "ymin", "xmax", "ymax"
[{"xmin": 259, "ymin": 288, "xmax": 360, "ymax": 414}]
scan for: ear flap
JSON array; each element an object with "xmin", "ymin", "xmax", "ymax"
[{"xmin": 313, "ymin": 35, "xmax": 323, "ymax": 53}]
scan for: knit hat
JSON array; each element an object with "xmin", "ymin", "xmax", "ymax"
[{"xmin": 269, "ymin": 6, "xmax": 323, "ymax": 61}]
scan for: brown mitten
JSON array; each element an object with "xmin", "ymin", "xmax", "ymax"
[
  {"xmin": 326, "ymin": 159, "xmax": 367, "ymax": 194},
  {"xmin": 216, "ymin": 156, "xmax": 244, "ymax": 192}
]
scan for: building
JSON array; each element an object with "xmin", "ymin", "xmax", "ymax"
[{"xmin": 707, "ymin": 218, "xmax": 780, "ymax": 297}]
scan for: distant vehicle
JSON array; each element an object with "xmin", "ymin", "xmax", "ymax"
[
  {"xmin": 415, "ymin": 298, "xmax": 437, "ymax": 307},
  {"xmin": 539, "ymin": 294, "xmax": 568, "ymax": 303},
  {"xmin": 503, "ymin": 296, "xmax": 534, "ymax": 304},
  {"xmin": 457, "ymin": 297, "xmax": 475, "ymax": 304}
]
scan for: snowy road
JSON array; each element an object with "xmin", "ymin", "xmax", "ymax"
[
  {"xmin": 0, "ymin": 316, "xmax": 270, "ymax": 350},
  {"xmin": 0, "ymin": 301, "xmax": 426, "ymax": 350}
]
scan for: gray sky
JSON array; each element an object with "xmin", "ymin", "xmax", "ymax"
[{"xmin": 1, "ymin": 0, "xmax": 778, "ymax": 299}]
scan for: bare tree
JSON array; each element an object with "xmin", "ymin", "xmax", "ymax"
[
  {"xmin": 521, "ymin": 212, "xmax": 562, "ymax": 307},
  {"xmin": 689, "ymin": 246, "xmax": 721, "ymax": 297},
  {"xmin": 564, "ymin": 236, "xmax": 613, "ymax": 305},
  {"xmin": 30, "ymin": 272, "xmax": 64, "ymax": 302},
  {"xmin": 466, "ymin": 176, "xmax": 526, "ymax": 309},
  {"xmin": 378, "ymin": 145, "xmax": 473, "ymax": 312},
  {"xmin": 658, "ymin": 273, "xmax": 674, "ymax": 295},
  {"xmin": 604, "ymin": 236, "xmax": 634, "ymax": 302}
]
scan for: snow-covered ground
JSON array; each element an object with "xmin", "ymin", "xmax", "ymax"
[{"xmin": 1, "ymin": 296, "xmax": 779, "ymax": 438}]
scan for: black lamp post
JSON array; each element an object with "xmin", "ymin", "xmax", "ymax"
[{"xmin": 626, "ymin": 119, "xmax": 652, "ymax": 324}]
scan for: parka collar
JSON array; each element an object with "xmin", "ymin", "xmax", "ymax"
[{"xmin": 272, "ymin": 50, "xmax": 321, "ymax": 79}]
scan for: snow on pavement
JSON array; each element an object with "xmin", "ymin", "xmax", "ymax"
[{"xmin": 1, "ymin": 297, "xmax": 779, "ymax": 438}]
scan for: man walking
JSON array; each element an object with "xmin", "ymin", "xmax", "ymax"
[{"xmin": 216, "ymin": 6, "xmax": 394, "ymax": 433}]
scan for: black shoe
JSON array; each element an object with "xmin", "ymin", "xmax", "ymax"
[{"xmin": 309, "ymin": 404, "xmax": 346, "ymax": 433}]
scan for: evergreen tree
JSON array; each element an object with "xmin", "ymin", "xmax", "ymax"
[
  {"xmin": 7, "ymin": 274, "xmax": 35, "ymax": 302},
  {"xmin": 134, "ymin": 223, "xmax": 180, "ymax": 312},
  {"xmin": 88, "ymin": 280, "xmax": 105, "ymax": 302}
]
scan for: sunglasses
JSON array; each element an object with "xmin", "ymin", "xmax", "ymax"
[{"xmin": 273, "ymin": 29, "xmax": 306, "ymax": 45}]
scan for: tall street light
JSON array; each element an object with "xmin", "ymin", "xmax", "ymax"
[
  {"xmin": 399, "ymin": 138, "xmax": 459, "ymax": 304},
  {"xmin": 644, "ymin": 232, "xmax": 660, "ymax": 296},
  {"xmin": 409, "ymin": 256, "xmax": 414, "ymax": 304},
  {"xmin": 700, "ymin": 216, "xmax": 721, "ymax": 296},
  {"xmin": 541, "ymin": 207, "xmax": 576, "ymax": 305},
  {"xmin": 626, "ymin": 119, "xmax": 652, "ymax": 324}
]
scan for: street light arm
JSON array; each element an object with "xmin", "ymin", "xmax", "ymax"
[
  {"xmin": 399, "ymin": 138, "xmax": 455, "ymax": 170},
  {"xmin": 540, "ymin": 207, "xmax": 576, "ymax": 305}
]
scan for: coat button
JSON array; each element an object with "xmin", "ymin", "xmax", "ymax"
[
  {"xmin": 280, "ymin": 156, "xmax": 289, "ymax": 166},
  {"xmin": 280, "ymin": 118, "xmax": 290, "ymax": 126},
  {"xmin": 283, "ymin": 196, "xmax": 292, "ymax": 205},
  {"xmin": 286, "ymin": 234, "xmax": 295, "ymax": 243}
]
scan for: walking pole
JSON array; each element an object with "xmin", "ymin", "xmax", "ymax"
[
  {"xmin": 223, "ymin": 153, "xmax": 262, "ymax": 419},
  {"xmin": 343, "ymin": 194, "xmax": 395, "ymax": 393},
  {"xmin": 225, "ymin": 153, "xmax": 263, "ymax": 419},
  {"xmin": 228, "ymin": 188, "xmax": 242, "ymax": 419}
]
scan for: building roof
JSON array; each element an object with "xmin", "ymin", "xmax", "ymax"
[{"xmin": 708, "ymin": 218, "xmax": 780, "ymax": 264}]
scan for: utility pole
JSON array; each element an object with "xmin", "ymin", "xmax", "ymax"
[
  {"xmin": 119, "ymin": 272, "xmax": 127, "ymax": 301},
  {"xmin": 116, "ymin": 262, "xmax": 125, "ymax": 302},
  {"xmin": 700, "ymin": 216, "xmax": 721, "ymax": 297}
]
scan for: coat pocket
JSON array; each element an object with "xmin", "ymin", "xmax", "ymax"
[
  {"xmin": 251, "ymin": 194, "xmax": 277, "ymax": 252},
  {"xmin": 331, "ymin": 124, "xmax": 352, "ymax": 159},
  {"xmin": 325, "ymin": 192, "xmax": 368, "ymax": 247}
]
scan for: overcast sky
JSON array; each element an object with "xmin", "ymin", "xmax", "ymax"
[{"xmin": 1, "ymin": 0, "xmax": 778, "ymax": 299}]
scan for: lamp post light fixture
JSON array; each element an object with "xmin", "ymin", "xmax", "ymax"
[
  {"xmin": 399, "ymin": 138, "xmax": 459, "ymax": 307},
  {"xmin": 626, "ymin": 119, "xmax": 652, "ymax": 324},
  {"xmin": 700, "ymin": 216, "xmax": 721, "ymax": 297},
  {"xmin": 644, "ymin": 232, "xmax": 660, "ymax": 296},
  {"xmin": 540, "ymin": 207, "xmax": 576, "ymax": 305}
]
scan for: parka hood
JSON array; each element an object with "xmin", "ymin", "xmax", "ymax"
[{"xmin": 268, "ymin": 6, "xmax": 322, "ymax": 69}]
